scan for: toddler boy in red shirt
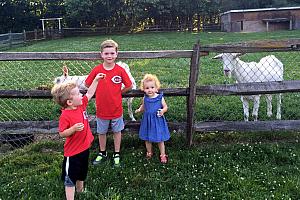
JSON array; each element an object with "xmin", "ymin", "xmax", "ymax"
[{"xmin": 51, "ymin": 73, "xmax": 104, "ymax": 200}]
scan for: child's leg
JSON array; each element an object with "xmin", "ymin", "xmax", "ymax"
[
  {"xmin": 94, "ymin": 118, "xmax": 109, "ymax": 164},
  {"xmin": 93, "ymin": 134, "xmax": 108, "ymax": 165},
  {"xmin": 111, "ymin": 117, "xmax": 124, "ymax": 167},
  {"xmin": 112, "ymin": 132, "xmax": 121, "ymax": 167},
  {"xmin": 158, "ymin": 142, "xmax": 168, "ymax": 163},
  {"xmin": 111, "ymin": 116, "xmax": 125, "ymax": 153},
  {"xmin": 145, "ymin": 141, "xmax": 153, "ymax": 158},
  {"xmin": 65, "ymin": 186, "xmax": 75, "ymax": 200},
  {"xmin": 158, "ymin": 142, "xmax": 166, "ymax": 155},
  {"xmin": 99, "ymin": 134, "xmax": 107, "ymax": 152},
  {"xmin": 96, "ymin": 118, "xmax": 110, "ymax": 152},
  {"xmin": 145, "ymin": 141, "xmax": 153, "ymax": 153},
  {"xmin": 113, "ymin": 132, "xmax": 121, "ymax": 152},
  {"xmin": 76, "ymin": 181, "xmax": 84, "ymax": 192}
]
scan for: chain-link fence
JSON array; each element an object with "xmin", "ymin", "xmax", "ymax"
[
  {"xmin": 0, "ymin": 54, "xmax": 191, "ymax": 150},
  {"xmin": 1, "ymin": 42, "xmax": 300, "ymax": 150},
  {"xmin": 198, "ymin": 51, "xmax": 300, "ymax": 122}
]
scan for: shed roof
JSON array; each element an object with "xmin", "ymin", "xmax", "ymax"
[{"xmin": 221, "ymin": 6, "xmax": 300, "ymax": 16}]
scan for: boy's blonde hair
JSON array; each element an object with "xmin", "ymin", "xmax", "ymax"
[
  {"xmin": 100, "ymin": 39, "xmax": 118, "ymax": 52},
  {"xmin": 51, "ymin": 82, "xmax": 77, "ymax": 108},
  {"xmin": 140, "ymin": 74, "xmax": 161, "ymax": 91}
]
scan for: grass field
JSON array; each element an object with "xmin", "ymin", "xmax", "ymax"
[
  {"xmin": 1, "ymin": 31, "xmax": 300, "ymax": 199},
  {"xmin": 1, "ymin": 132, "xmax": 300, "ymax": 199}
]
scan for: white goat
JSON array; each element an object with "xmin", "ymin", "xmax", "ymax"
[
  {"xmin": 53, "ymin": 61, "xmax": 137, "ymax": 121},
  {"xmin": 213, "ymin": 53, "xmax": 283, "ymax": 121}
]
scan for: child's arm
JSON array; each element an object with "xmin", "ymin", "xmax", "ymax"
[
  {"xmin": 59, "ymin": 123, "xmax": 84, "ymax": 137},
  {"xmin": 85, "ymin": 73, "xmax": 105, "ymax": 100},
  {"xmin": 121, "ymin": 84, "xmax": 133, "ymax": 94},
  {"xmin": 158, "ymin": 97, "xmax": 168, "ymax": 116},
  {"xmin": 135, "ymin": 97, "xmax": 145, "ymax": 113}
]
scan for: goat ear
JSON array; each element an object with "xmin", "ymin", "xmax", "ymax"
[
  {"xmin": 212, "ymin": 54, "xmax": 223, "ymax": 59},
  {"xmin": 63, "ymin": 65, "xmax": 69, "ymax": 77}
]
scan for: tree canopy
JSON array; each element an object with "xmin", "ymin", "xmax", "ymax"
[{"xmin": 0, "ymin": 0, "xmax": 299, "ymax": 33}]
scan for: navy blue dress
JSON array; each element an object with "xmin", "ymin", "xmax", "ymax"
[{"xmin": 139, "ymin": 93, "xmax": 170, "ymax": 142}]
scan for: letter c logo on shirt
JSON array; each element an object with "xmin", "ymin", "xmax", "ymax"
[{"xmin": 111, "ymin": 76, "xmax": 122, "ymax": 84}]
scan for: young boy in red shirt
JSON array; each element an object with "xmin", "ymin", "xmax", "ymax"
[
  {"xmin": 51, "ymin": 73, "xmax": 104, "ymax": 200},
  {"xmin": 85, "ymin": 39, "xmax": 133, "ymax": 167}
]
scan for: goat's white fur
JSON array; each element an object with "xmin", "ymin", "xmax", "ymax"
[
  {"xmin": 53, "ymin": 61, "xmax": 137, "ymax": 121},
  {"xmin": 213, "ymin": 53, "xmax": 283, "ymax": 121}
]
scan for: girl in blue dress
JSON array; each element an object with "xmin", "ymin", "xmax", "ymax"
[{"xmin": 135, "ymin": 74, "xmax": 170, "ymax": 163}]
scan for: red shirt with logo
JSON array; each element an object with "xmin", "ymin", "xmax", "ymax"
[
  {"xmin": 85, "ymin": 63, "xmax": 132, "ymax": 119},
  {"xmin": 59, "ymin": 96, "xmax": 94, "ymax": 157}
]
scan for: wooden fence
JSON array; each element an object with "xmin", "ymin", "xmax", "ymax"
[
  {"xmin": 62, "ymin": 24, "xmax": 221, "ymax": 37},
  {"xmin": 143, "ymin": 24, "xmax": 221, "ymax": 32},
  {"xmin": 0, "ymin": 31, "xmax": 25, "ymax": 49},
  {"xmin": 0, "ymin": 29, "xmax": 61, "ymax": 50},
  {"xmin": 0, "ymin": 39, "xmax": 300, "ymax": 146},
  {"xmin": 0, "ymin": 24, "xmax": 220, "ymax": 49}
]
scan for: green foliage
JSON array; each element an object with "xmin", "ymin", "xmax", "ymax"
[{"xmin": 2, "ymin": 0, "xmax": 300, "ymax": 33}]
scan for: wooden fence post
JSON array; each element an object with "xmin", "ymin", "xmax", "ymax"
[
  {"xmin": 23, "ymin": 30, "xmax": 26, "ymax": 42},
  {"xmin": 34, "ymin": 29, "xmax": 37, "ymax": 40},
  {"xmin": 186, "ymin": 40, "xmax": 201, "ymax": 146},
  {"xmin": 8, "ymin": 30, "xmax": 12, "ymax": 48}
]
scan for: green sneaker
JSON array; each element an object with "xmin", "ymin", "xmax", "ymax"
[
  {"xmin": 92, "ymin": 153, "xmax": 107, "ymax": 165},
  {"xmin": 113, "ymin": 154, "xmax": 121, "ymax": 167}
]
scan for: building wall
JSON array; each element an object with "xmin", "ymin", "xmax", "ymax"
[
  {"xmin": 220, "ymin": 14, "xmax": 230, "ymax": 32},
  {"xmin": 291, "ymin": 10, "xmax": 300, "ymax": 29},
  {"xmin": 221, "ymin": 8, "xmax": 300, "ymax": 32}
]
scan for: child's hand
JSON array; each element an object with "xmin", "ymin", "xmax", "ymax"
[
  {"xmin": 157, "ymin": 109, "xmax": 163, "ymax": 117},
  {"xmin": 95, "ymin": 73, "xmax": 106, "ymax": 80},
  {"xmin": 72, "ymin": 123, "xmax": 84, "ymax": 132},
  {"xmin": 135, "ymin": 108, "xmax": 141, "ymax": 114}
]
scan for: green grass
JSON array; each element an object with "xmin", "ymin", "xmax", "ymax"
[
  {"xmin": 1, "ymin": 132, "xmax": 300, "ymax": 199},
  {"xmin": 10, "ymin": 30, "xmax": 300, "ymax": 51}
]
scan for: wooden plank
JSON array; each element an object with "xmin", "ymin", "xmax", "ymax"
[
  {"xmin": 201, "ymin": 39, "xmax": 300, "ymax": 53},
  {"xmin": 197, "ymin": 80, "xmax": 300, "ymax": 96},
  {"xmin": 0, "ymin": 88, "xmax": 189, "ymax": 98},
  {"xmin": 0, "ymin": 89, "xmax": 52, "ymax": 98},
  {"xmin": 2, "ymin": 80, "xmax": 300, "ymax": 99},
  {"xmin": 3, "ymin": 119, "xmax": 300, "ymax": 134},
  {"xmin": 262, "ymin": 18, "xmax": 290, "ymax": 22},
  {"xmin": 0, "ymin": 51, "xmax": 196, "ymax": 61},
  {"xmin": 186, "ymin": 41, "xmax": 201, "ymax": 146},
  {"xmin": 0, "ymin": 120, "xmax": 186, "ymax": 134},
  {"xmin": 194, "ymin": 120, "xmax": 300, "ymax": 132}
]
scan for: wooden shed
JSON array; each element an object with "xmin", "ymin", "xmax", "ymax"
[{"xmin": 220, "ymin": 6, "xmax": 300, "ymax": 32}]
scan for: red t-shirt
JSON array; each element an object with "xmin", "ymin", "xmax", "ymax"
[
  {"xmin": 59, "ymin": 96, "xmax": 94, "ymax": 157},
  {"xmin": 85, "ymin": 63, "xmax": 132, "ymax": 119}
]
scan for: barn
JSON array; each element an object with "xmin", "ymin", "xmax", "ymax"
[{"xmin": 220, "ymin": 6, "xmax": 300, "ymax": 32}]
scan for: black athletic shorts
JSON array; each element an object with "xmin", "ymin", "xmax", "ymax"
[{"xmin": 61, "ymin": 148, "xmax": 90, "ymax": 187}]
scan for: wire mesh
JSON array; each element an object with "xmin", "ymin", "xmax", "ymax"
[
  {"xmin": 198, "ymin": 51, "xmax": 300, "ymax": 122},
  {"xmin": 0, "ymin": 57, "xmax": 190, "ymax": 149},
  {"xmin": 1, "ymin": 49, "xmax": 300, "ymax": 149}
]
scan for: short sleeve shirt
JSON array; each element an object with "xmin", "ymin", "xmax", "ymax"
[
  {"xmin": 85, "ymin": 63, "xmax": 132, "ymax": 119},
  {"xmin": 59, "ymin": 96, "xmax": 94, "ymax": 157}
]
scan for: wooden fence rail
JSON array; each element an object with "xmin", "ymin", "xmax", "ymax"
[
  {"xmin": 1, "ymin": 39, "xmax": 300, "ymax": 145},
  {"xmin": 2, "ymin": 80, "xmax": 300, "ymax": 99}
]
